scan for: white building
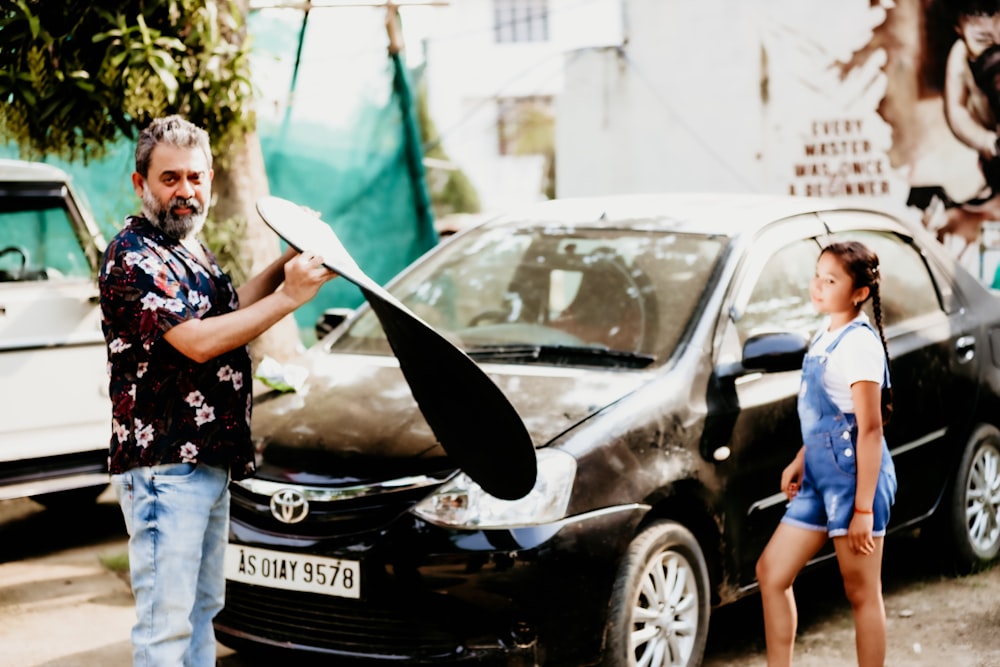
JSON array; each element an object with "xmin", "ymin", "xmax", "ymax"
[{"xmin": 420, "ymin": 0, "xmax": 622, "ymax": 212}]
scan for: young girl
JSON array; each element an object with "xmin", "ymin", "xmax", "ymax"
[{"xmin": 756, "ymin": 241, "xmax": 897, "ymax": 667}]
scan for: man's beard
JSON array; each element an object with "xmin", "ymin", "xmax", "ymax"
[{"xmin": 141, "ymin": 185, "xmax": 206, "ymax": 240}]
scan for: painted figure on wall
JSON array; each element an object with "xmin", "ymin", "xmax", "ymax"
[{"xmin": 917, "ymin": 0, "xmax": 1000, "ymax": 270}]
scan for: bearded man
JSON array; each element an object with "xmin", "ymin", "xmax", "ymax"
[{"xmin": 99, "ymin": 115, "xmax": 335, "ymax": 667}]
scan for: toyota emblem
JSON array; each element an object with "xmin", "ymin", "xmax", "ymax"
[{"xmin": 270, "ymin": 488, "xmax": 309, "ymax": 524}]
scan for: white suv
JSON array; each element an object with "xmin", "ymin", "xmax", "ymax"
[{"xmin": 0, "ymin": 159, "xmax": 110, "ymax": 508}]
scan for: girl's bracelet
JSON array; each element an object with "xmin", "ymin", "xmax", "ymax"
[{"xmin": 854, "ymin": 507, "xmax": 874, "ymax": 515}]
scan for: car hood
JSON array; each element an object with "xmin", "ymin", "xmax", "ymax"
[{"xmin": 250, "ymin": 351, "xmax": 649, "ymax": 484}]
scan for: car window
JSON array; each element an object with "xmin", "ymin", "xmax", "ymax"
[
  {"xmin": 826, "ymin": 230, "xmax": 942, "ymax": 326},
  {"xmin": 737, "ymin": 238, "xmax": 823, "ymax": 343},
  {"xmin": 331, "ymin": 225, "xmax": 726, "ymax": 365},
  {"xmin": 0, "ymin": 199, "xmax": 92, "ymax": 281}
]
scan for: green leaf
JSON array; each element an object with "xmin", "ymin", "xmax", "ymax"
[
  {"xmin": 136, "ymin": 14, "xmax": 153, "ymax": 47},
  {"xmin": 108, "ymin": 50, "xmax": 128, "ymax": 70},
  {"xmin": 15, "ymin": 0, "xmax": 40, "ymax": 40},
  {"xmin": 157, "ymin": 37, "xmax": 187, "ymax": 52},
  {"xmin": 149, "ymin": 59, "xmax": 179, "ymax": 102},
  {"xmin": 73, "ymin": 78, "xmax": 96, "ymax": 93},
  {"xmin": 36, "ymin": 97, "xmax": 64, "ymax": 125}
]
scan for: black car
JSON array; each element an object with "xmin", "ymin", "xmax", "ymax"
[{"xmin": 215, "ymin": 193, "xmax": 1000, "ymax": 667}]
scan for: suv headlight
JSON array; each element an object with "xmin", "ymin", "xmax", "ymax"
[{"xmin": 411, "ymin": 448, "xmax": 576, "ymax": 529}]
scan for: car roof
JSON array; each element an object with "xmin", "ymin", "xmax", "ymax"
[
  {"xmin": 0, "ymin": 159, "xmax": 74, "ymax": 184},
  {"xmin": 484, "ymin": 192, "xmax": 894, "ymax": 237}
]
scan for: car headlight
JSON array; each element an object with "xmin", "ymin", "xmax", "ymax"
[{"xmin": 411, "ymin": 448, "xmax": 576, "ymax": 529}]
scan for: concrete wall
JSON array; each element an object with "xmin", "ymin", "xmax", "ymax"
[{"xmin": 557, "ymin": 0, "xmax": 764, "ymax": 197}]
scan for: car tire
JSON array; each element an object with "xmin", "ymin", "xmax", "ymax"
[
  {"xmin": 32, "ymin": 484, "xmax": 108, "ymax": 511},
  {"xmin": 601, "ymin": 520, "xmax": 710, "ymax": 667},
  {"xmin": 936, "ymin": 426, "xmax": 1000, "ymax": 573}
]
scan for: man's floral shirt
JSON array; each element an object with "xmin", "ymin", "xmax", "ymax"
[{"xmin": 99, "ymin": 217, "xmax": 255, "ymax": 479}]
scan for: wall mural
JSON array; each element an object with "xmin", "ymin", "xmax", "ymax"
[{"xmin": 760, "ymin": 0, "xmax": 1000, "ymax": 286}]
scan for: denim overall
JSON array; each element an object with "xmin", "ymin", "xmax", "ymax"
[{"xmin": 781, "ymin": 320, "xmax": 897, "ymax": 537}]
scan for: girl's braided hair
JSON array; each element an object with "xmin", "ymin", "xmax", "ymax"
[{"xmin": 821, "ymin": 241, "xmax": 894, "ymax": 425}]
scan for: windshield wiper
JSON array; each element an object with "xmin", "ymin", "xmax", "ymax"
[{"xmin": 465, "ymin": 344, "xmax": 655, "ymax": 368}]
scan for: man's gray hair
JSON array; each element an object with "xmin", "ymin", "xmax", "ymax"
[{"xmin": 134, "ymin": 115, "xmax": 212, "ymax": 177}]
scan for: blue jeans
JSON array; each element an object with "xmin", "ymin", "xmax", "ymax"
[
  {"xmin": 782, "ymin": 422, "xmax": 897, "ymax": 537},
  {"xmin": 112, "ymin": 463, "xmax": 230, "ymax": 667}
]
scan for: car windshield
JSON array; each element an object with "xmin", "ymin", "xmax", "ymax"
[{"xmin": 329, "ymin": 224, "xmax": 726, "ymax": 367}]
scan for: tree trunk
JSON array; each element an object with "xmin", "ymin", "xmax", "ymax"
[{"xmin": 212, "ymin": 130, "xmax": 303, "ymax": 367}]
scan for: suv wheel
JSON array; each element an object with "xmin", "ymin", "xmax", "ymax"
[{"xmin": 602, "ymin": 521, "xmax": 710, "ymax": 667}]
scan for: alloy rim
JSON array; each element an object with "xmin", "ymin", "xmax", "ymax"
[
  {"xmin": 629, "ymin": 550, "xmax": 699, "ymax": 667},
  {"xmin": 966, "ymin": 443, "xmax": 1000, "ymax": 555}
]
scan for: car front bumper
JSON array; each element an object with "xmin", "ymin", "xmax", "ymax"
[{"xmin": 214, "ymin": 503, "xmax": 647, "ymax": 666}]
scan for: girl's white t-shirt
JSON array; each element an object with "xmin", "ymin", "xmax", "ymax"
[{"xmin": 810, "ymin": 313, "xmax": 885, "ymax": 413}]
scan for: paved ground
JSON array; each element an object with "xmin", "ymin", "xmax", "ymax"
[
  {"xmin": 1, "ymin": 489, "xmax": 999, "ymax": 666},
  {"xmin": 0, "ymin": 489, "xmax": 243, "ymax": 667}
]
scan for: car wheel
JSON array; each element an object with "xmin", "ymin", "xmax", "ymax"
[
  {"xmin": 939, "ymin": 426, "xmax": 1000, "ymax": 572},
  {"xmin": 601, "ymin": 521, "xmax": 710, "ymax": 667},
  {"xmin": 32, "ymin": 484, "xmax": 108, "ymax": 511}
]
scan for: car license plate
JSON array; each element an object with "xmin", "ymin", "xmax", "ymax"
[{"xmin": 224, "ymin": 544, "xmax": 361, "ymax": 599}]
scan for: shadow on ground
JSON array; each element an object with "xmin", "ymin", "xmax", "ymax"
[{"xmin": 0, "ymin": 491, "xmax": 126, "ymax": 564}]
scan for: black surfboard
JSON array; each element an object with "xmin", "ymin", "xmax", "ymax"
[{"xmin": 256, "ymin": 196, "xmax": 537, "ymax": 500}]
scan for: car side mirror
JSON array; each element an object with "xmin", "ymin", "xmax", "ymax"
[
  {"xmin": 315, "ymin": 307, "xmax": 354, "ymax": 339},
  {"xmin": 741, "ymin": 331, "xmax": 808, "ymax": 374}
]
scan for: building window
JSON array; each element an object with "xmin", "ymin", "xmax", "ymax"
[
  {"xmin": 494, "ymin": 0, "xmax": 549, "ymax": 44},
  {"xmin": 497, "ymin": 96, "xmax": 554, "ymax": 156}
]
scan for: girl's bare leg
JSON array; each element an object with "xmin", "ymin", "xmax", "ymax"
[
  {"xmin": 833, "ymin": 536, "xmax": 887, "ymax": 667},
  {"xmin": 756, "ymin": 523, "xmax": 828, "ymax": 667}
]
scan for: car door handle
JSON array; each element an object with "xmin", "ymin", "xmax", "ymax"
[{"xmin": 956, "ymin": 335, "xmax": 975, "ymax": 363}]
